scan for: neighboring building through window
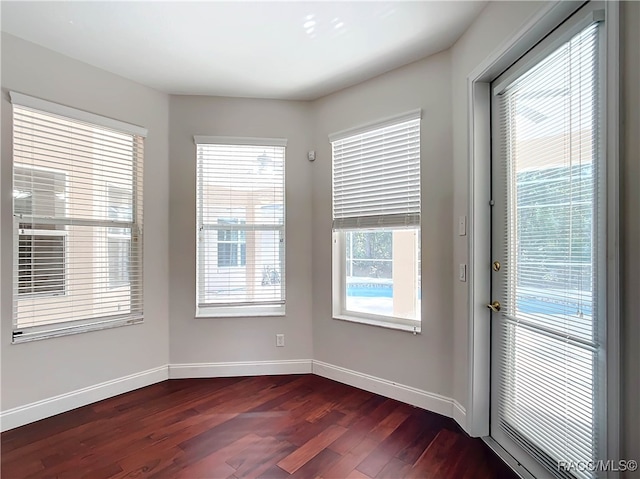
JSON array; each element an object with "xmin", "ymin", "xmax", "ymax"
[
  {"xmin": 11, "ymin": 92, "xmax": 146, "ymax": 342},
  {"xmin": 217, "ymin": 218, "xmax": 247, "ymax": 267},
  {"xmin": 195, "ymin": 137, "xmax": 286, "ymax": 316},
  {"xmin": 331, "ymin": 111, "xmax": 421, "ymax": 331},
  {"xmin": 106, "ymin": 186, "xmax": 132, "ymax": 289},
  {"xmin": 14, "ymin": 166, "xmax": 67, "ymax": 296}
]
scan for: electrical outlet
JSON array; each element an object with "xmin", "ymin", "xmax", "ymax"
[{"xmin": 276, "ymin": 334, "xmax": 285, "ymax": 347}]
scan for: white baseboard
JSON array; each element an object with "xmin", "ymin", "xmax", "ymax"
[
  {"xmin": 1, "ymin": 359, "xmax": 467, "ymax": 435},
  {"xmin": 0, "ymin": 365, "xmax": 168, "ymax": 432},
  {"xmin": 168, "ymin": 359, "xmax": 313, "ymax": 379},
  {"xmin": 312, "ymin": 360, "xmax": 465, "ymax": 424},
  {"xmin": 453, "ymin": 400, "xmax": 467, "ymax": 432}
]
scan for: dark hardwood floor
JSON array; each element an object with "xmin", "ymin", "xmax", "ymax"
[{"xmin": 1, "ymin": 375, "xmax": 517, "ymax": 479}]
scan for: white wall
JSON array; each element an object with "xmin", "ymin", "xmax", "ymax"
[
  {"xmin": 168, "ymin": 96, "xmax": 314, "ymax": 364},
  {"xmin": 311, "ymin": 52, "xmax": 454, "ymax": 397},
  {"xmin": 450, "ymin": 0, "xmax": 550, "ymax": 417},
  {"xmin": 0, "ymin": 34, "xmax": 170, "ymax": 410}
]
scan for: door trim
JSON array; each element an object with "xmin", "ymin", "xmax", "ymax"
[
  {"xmin": 464, "ymin": 0, "xmax": 620, "ymax": 472},
  {"xmin": 465, "ymin": 0, "xmax": 586, "ymax": 439}
]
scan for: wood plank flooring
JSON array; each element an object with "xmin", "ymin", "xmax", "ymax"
[{"xmin": 1, "ymin": 375, "xmax": 517, "ymax": 479}]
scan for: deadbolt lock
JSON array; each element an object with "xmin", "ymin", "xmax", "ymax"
[{"xmin": 492, "ymin": 261, "xmax": 501, "ymax": 272}]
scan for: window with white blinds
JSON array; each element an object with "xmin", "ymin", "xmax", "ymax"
[
  {"xmin": 331, "ymin": 110, "xmax": 421, "ymax": 230},
  {"xmin": 331, "ymin": 111, "xmax": 421, "ymax": 331},
  {"xmin": 195, "ymin": 137, "xmax": 286, "ymax": 317},
  {"xmin": 493, "ymin": 18, "xmax": 605, "ymax": 479},
  {"xmin": 11, "ymin": 92, "xmax": 146, "ymax": 343}
]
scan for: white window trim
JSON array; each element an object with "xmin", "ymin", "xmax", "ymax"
[
  {"xmin": 330, "ymin": 111, "xmax": 422, "ymax": 333},
  {"xmin": 196, "ymin": 304, "xmax": 285, "ymax": 319},
  {"xmin": 332, "ymin": 229, "xmax": 421, "ymax": 334},
  {"xmin": 194, "ymin": 136, "xmax": 286, "ymax": 318},
  {"xmin": 11, "ymin": 94, "xmax": 145, "ymax": 344},
  {"xmin": 328, "ymin": 109, "xmax": 421, "ymax": 143},
  {"xmin": 12, "ymin": 316, "xmax": 143, "ymax": 343},
  {"xmin": 464, "ymin": 2, "xmax": 620, "ymax": 478},
  {"xmin": 194, "ymin": 136, "xmax": 287, "ymax": 147},
  {"xmin": 9, "ymin": 92, "xmax": 148, "ymax": 138}
]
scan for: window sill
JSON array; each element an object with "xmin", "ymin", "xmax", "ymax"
[
  {"xmin": 12, "ymin": 316, "xmax": 143, "ymax": 344},
  {"xmin": 333, "ymin": 314, "xmax": 421, "ymax": 334},
  {"xmin": 196, "ymin": 304, "xmax": 285, "ymax": 318}
]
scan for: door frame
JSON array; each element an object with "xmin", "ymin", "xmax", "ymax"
[{"xmin": 464, "ymin": 0, "xmax": 620, "ymax": 476}]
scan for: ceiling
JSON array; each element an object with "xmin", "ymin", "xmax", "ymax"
[{"xmin": 1, "ymin": 1, "xmax": 486, "ymax": 101}]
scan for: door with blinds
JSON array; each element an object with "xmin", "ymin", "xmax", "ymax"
[{"xmin": 490, "ymin": 5, "xmax": 606, "ymax": 479}]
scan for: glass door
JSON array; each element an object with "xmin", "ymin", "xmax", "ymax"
[{"xmin": 490, "ymin": 5, "xmax": 607, "ymax": 478}]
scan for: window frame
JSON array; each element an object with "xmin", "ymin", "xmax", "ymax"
[
  {"xmin": 10, "ymin": 92, "xmax": 147, "ymax": 343},
  {"xmin": 194, "ymin": 136, "xmax": 287, "ymax": 318},
  {"xmin": 330, "ymin": 111, "xmax": 422, "ymax": 333},
  {"xmin": 332, "ymin": 228, "xmax": 421, "ymax": 333}
]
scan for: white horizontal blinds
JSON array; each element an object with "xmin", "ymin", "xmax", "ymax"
[
  {"xmin": 12, "ymin": 102, "xmax": 144, "ymax": 334},
  {"xmin": 332, "ymin": 116, "xmax": 420, "ymax": 230},
  {"xmin": 196, "ymin": 140, "xmax": 285, "ymax": 308},
  {"xmin": 497, "ymin": 22, "xmax": 601, "ymax": 478}
]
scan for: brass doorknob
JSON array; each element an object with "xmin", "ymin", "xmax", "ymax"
[{"xmin": 486, "ymin": 301, "xmax": 501, "ymax": 313}]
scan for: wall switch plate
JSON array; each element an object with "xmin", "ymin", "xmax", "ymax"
[
  {"xmin": 458, "ymin": 216, "xmax": 467, "ymax": 236},
  {"xmin": 459, "ymin": 264, "xmax": 467, "ymax": 282},
  {"xmin": 276, "ymin": 334, "xmax": 285, "ymax": 347}
]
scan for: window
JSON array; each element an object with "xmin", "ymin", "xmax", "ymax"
[
  {"xmin": 331, "ymin": 111, "xmax": 421, "ymax": 332},
  {"xmin": 11, "ymin": 92, "xmax": 146, "ymax": 342},
  {"xmin": 195, "ymin": 137, "xmax": 286, "ymax": 317}
]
